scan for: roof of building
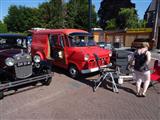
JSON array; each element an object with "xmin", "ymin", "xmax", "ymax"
[{"xmin": 148, "ymin": 0, "xmax": 157, "ymax": 12}]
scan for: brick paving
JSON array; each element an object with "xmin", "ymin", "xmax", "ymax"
[{"xmin": 0, "ymin": 69, "xmax": 159, "ymax": 120}]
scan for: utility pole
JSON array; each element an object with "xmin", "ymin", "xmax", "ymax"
[
  {"xmin": 153, "ymin": 0, "xmax": 160, "ymax": 49},
  {"xmin": 88, "ymin": 0, "xmax": 92, "ymax": 32}
]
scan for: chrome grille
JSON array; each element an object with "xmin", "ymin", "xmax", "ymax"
[
  {"xmin": 88, "ymin": 57, "xmax": 106, "ymax": 68},
  {"xmin": 14, "ymin": 53, "xmax": 32, "ymax": 79}
]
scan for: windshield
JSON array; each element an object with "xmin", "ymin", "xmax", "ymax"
[
  {"xmin": 97, "ymin": 42, "xmax": 113, "ymax": 50},
  {"xmin": 69, "ymin": 33, "xmax": 96, "ymax": 47},
  {"xmin": 0, "ymin": 36, "xmax": 27, "ymax": 49}
]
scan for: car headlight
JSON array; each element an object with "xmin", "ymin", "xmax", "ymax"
[
  {"xmin": 33, "ymin": 55, "xmax": 41, "ymax": 63},
  {"xmin": 109, "ymin": 52, "xmax": 112, "ymax": 57},
  {"xmin": 84, "ymin": 54, "xmax": 90, "ymax": 61},
  {"xmin": 5, "ymin": 57, "xmax": 15, "ymax": 66},
  {"xmin": 25, "ymin": 54, "xmax": 31, "ymax": 59}
]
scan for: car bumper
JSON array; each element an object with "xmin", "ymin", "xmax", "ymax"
[{"xmin": 81, "ymin": 65, "xmax": 107, "ymax": 74}]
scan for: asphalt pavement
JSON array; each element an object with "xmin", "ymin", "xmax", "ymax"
[
  {"xmin": 151, "ymin": 49, "xmax": 160, "ymax": 60},
  {"xmin": 0, "ymin": 48, "xmax": 159, "ymax": 120},
  {"xmin": 0, "ymin": 71, "xmax": 159, "ymax": 120}
]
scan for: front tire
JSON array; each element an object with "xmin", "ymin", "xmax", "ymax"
[
  {"xmin": 41, "ymin": 77, "xmax": 52, "ymax": 86},
  {"xmin": 68, "ymin": 65, "xmax": 79, "ymax": 79}
]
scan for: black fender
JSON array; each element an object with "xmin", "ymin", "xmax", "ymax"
[
  {"xmin": 39, "ymin": 60, "xmax": 52, "ymax": 70},
  {"xmin": 0, "ymin": 68, "xmax": 14, "ymax": 83}
]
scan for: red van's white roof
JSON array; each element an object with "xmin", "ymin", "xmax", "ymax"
[{"xmin": 30, "ymin": 29, "xmax": 88, "ymax": 35}]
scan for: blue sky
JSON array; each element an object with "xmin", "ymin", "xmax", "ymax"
[{"xmin": 0, "ymin": 0, "xmax": 152, "ymax": 21}]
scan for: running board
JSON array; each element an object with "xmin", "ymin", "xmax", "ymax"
[{"xmin": 0, "ymin": 74, "xmax": 52, "ymax": 91}]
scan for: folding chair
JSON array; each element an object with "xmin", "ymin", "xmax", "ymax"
[
  {"xmin": 93, "ymin": 53, "xmax": 119, "ymax": 93},
  {"xmin": 150, "ymin": 60, "xmax": 160, "ymax": 89},
  {"xmin": 115, "ymin": 51, "xmax": 135, "ymax": 84},
  {"xmin": 93, "ymin": 66, "xmax": 119, "ymax": 93}
]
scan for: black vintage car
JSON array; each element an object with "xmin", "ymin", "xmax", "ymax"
[{"xmin": 0, "ymin": 34, "xmax": 53, "ymax": 99}]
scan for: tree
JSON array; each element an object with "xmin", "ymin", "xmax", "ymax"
[
  {"xmin": 4, "ymin": 5, "xmax": 19, "ymax": 32},
  {"xmin": 66, "ymin": 0, "xmax": 97, "ymax": 30},
  {"xmin": 118, "ymin": 8, "xmax": 139, "ymax": 29},
  {"xmin": 38, "ymin": 0, "xmax": 66, "ymax": 28},
  {"xmin": 118, "ymin": 8, "xmax": 147, "ymax": 29},
  {"xmin": 98, "ymin": 0, "xmax": 135, "ymax": 30},
  {"xmin": 3, "ymin": 0, "xmax": 98, "ymax": 32},
  {"xmin": 105, "ymin": 19, "xmax": 117, "ymax": 30},
  {"xmin": 4, "ymin": 5, "xmax": 41, "ymax": 32},
  {"xmin": 0, "ymin": 21, "xmax": 8, "ymax": 33},
  {"xmin": 138, "ymin": 19, "xmax": 147, "ymax": 28}
]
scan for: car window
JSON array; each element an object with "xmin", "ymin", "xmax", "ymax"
[
  {"xmin": 59, "ymin": 35, "xmax": 65, "ymax": 48},
  {"xmin": 105, "ymin": 44, "xmax": 112, "ymax": 49},
  {"xmin": 0, "ymin": 38, "xmax": 6, "ymax": 44},
  {"xmin": 17, "ymin": 38, "xmax": 27, "ymax": 48},
  {"xmin": 97, "ymin": 42, "xmax": 113, "ymax": 50},
  {"xmin": 0, "ymin": 36, "xmax": 27, "ymax": 49},
  {"xmin": 69, "ymin": 35, "xmax": 96, "ymax": 47},
  {"xmin": 50, "ymin": 34, "xmax": 59, "ymax": 47},
  {"xmin": 49, "ymin": 34, "xmax": 65, "ymax": 48}
]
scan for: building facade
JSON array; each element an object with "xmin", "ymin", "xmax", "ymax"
[
  {"xmin": 144, "ymin": 0, "xmax": 160, "ymax": 49},
  {"xmin": 92, "ymin": 28, "xmax": 152, "ymax": 48}
]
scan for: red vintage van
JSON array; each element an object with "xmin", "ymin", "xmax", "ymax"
[{"xmin": 30, "ymin": 29, "xmax": 111, "ymax": 78}]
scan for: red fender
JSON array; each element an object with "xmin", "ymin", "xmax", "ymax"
[{"xmin": 35, "ymin": 51, "xmax": 45, "ymax": 60}]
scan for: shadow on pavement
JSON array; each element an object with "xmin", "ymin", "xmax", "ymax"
[
  {"xmin": 53, "ymin": 65, "xmax": 99, "ymax": 91},
  {"xmin": 53, "ymin": 66, "xmax": 139, "ymax": 94},
  {"xmin": 118, "ymin": 85, "xmax": 136, "ymax": 95}
]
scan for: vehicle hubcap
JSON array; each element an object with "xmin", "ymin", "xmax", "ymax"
[{"xmin": 70, "ymin": 67, "xmax": 76, "ymax": 76}]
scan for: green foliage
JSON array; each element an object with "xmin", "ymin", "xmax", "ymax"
[
  {"xmin": 38, "ymin": 0, "xmax": 66, "ymax": 28},
  {"xmin": 105, "ymin": 19, "xmax": 117, "ymax": 30},
  {"xmin": 118, "ymin": 8, "xmax": 139, "ymax": 29},
  {"xmin": 98, "ymin": 0, "xmax": 135, "ymax": 30},
  {"xmin": 98, "ymin": 0, "xmax": 147, "ymax": 30},
  {"xmin": 2, "ymin": 0, "xmax": 147, "ymax": 32},
  {"xmin": 118, "ymin": 8, "xmax": 147, "ymax": 29},
  {"xmin": 0, "ymin": 21, "xmax": 8, "ymax": 33},
  {"xmin": 3, "ymin": 0, "xmax": 97, "ymax": 32},
  {"xmin": 66, "ymin": 0, "xmax": 97, "ymax": 30},
  {"xmin": 138, "ymin": 19, "xmax": 147, "ymax": 28},
  {"xmin": 4, "ymin": 5, "xmax": 41, "ymax": 32}
]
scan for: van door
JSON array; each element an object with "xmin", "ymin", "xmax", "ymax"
[{"xmin": 49, "ymin": 34, "xmax": 67, "ymax": 68}]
